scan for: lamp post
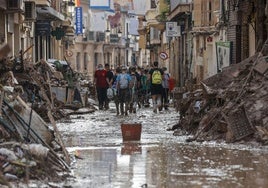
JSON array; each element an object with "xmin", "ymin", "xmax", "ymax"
[
  {"xmin": 114, "ymin": 29, "xmax": 122, "ymax": 67},
  {"xmin": 126, "ymin": 34, "xmax": 132, "ymax": 67}
]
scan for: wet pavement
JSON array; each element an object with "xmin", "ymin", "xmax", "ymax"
[{"xmin": 57, "ymin": 102, "xmax": 268, "ymax": 188}]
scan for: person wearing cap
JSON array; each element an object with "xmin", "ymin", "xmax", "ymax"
[
  {"xmin": 94, "ymin": 64, "xmax": 108, "ymax": 110},
  {"xmin": 116, "ymin": 66, "xmax": 131, "ymax": 115}
]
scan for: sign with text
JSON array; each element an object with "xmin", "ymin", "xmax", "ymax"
[
  {"xmin": 35, "ymin": 20, "xmax": 51, "ymax": 36},
  {"xmin": 110, "ymin": 34, "xmax": 119, "ymax": 43},
  {"xmin": 216, "ymin": 41, "xmax": 231, "ymax": 72},
  {"xmin": 166, "ymin": 22, "xmax": 180, "ymax": 37},
  {"xmin": 89, "ymin": 0, "xmax": 111, "ymax": 10},
  {"xmin": 75, "ymin": 7, "xmax": 83, "ymax": 35}
]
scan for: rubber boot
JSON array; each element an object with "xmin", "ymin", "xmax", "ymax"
[
  {"xmin": 153, "ymin": 99, "xmax": 157, "ymax": 113},
  {"xmin": 120, "ymin": 103, "xmax": 124, "ymax": 115}
]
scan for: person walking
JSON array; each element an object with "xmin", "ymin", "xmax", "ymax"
[
  {"xmin": 116, "ymin": 66, "xmax": 131, "ymax": 116},
  {"xmin": 112, "ymin": 67, "xmax": 121, "ymax": 115},
  {"xmin": 149, "ymin": 61, "xmax": 164, "ymax": 113},
  {"xmin": 129, "ymin": 66, "xmax": 139, "ymax": 113},
  {"xmin": 140, "ymin": 68, "xmax": 150, "ymax": 107},
  {"xmin": 105, "ymin": 63, "xmax": 114, "ymax": 110},
  {"xmin": 94, "ymin": 64, "xmax": 108, "ymax": 110},
  {"xmin": 161, "ymin": 67, "xmax": 170, "ymax": 110}
]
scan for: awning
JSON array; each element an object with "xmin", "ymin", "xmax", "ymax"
[
  {"xmin": 36, "ymin": 7, "xmax": 65, "ymax": 21},
  {"xmin": 147, "ymin": 21, "xmax": 165, "ymax": 31}
]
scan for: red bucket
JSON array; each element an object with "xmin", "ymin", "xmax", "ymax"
[
  {"xmin": 121, "ymin": 142, "xmax": 142, "ymax": 155},
  {"xmin": 168, "ymin": 77, "xmax": 175, "ymax": 91},
  {"xmin": 121, "ymin": 123, "xmax": 142, "ymax": 141}
]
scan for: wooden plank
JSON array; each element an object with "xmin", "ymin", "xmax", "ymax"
[
  {"xmin": 4, "ymin": 96, "xmax": 54, "ymax": 144},
  {"xmin": 47, "ymin": 110, "xmax": 70, "ymax": 165},
  {"xmin": 0, "ymin": 91, "xmax": 3, "ymax": 116},
  {"xmin": 254, "ymin": 57, "xmax": 268, "ymax": 75}
]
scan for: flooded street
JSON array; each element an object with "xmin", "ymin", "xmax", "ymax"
[{"xmin": 57, "ymin": 103, "xmax": 268, "ymax": 188}]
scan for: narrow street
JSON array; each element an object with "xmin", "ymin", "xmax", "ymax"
[{"xmin": 57, "ymin": 102, "xmax": 268, "ymax": 188}]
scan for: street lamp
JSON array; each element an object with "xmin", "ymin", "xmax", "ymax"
[
  {"xmin": 128, "ymin": 34, "xmax": 132, "ymax": 40},
  {"xmin": 118, "ymin": 29, "xmax": 122, "ymax": 38},
  {"xmin": 105, "ymin": 29, "xmax": 110, "ymax": 36}
]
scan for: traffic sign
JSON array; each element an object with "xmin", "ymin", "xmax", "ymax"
[{"xmin": 159, "ymin": 52, "xmax": 168, "ymax": 60}]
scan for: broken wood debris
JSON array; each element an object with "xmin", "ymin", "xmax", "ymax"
[
  {"xmin": 173, "ymin": 45, "xmax": 268, "ymax": 144},
  {"xmin": 0, "ymin": 43, "xmax": 96, "ymax": 186}
]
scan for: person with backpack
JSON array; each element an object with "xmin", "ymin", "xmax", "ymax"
[
  {"xmin": 116, "ymin": 66, "xmax": 131, "ymax": 116},
  {"xmin": 129, "ymin": 66, "xmax": 139, "ymax": 113},
  {"xmin": 161, "ymin": 67, "xmax": 170, "ymax": 110},
  {"xmin": 149, "ymin": 61, "xmax": 164, "ymax": 113},
  {"xmin": 94, "ymin": 64, "xmax": 108, "ymax": 110}
]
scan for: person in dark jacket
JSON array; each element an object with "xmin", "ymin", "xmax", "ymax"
[
  {"xmin": 148, "ymin": 61, "xmax": 163, "ymax": 113},
  {"xmin": 105, "ymin": 63, "xmax": 114, "ymax": 110},
  {"xmin": 94, "ymin": 64, "xmax": 108, "ymax": 110}
]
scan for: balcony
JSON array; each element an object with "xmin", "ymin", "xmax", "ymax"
[
  {"xmin": 36, "ymin": 6, "xmax": 64, "ymax": 21},
  {"xmin": 146, "ymin": 9, "xmax": 165, "ymax": 31},
  {"xmin": 35, "ymin": 0, "xmax": 51, "ymax": 7},
  {"xmin": 167, "ymin": 3, "xmax": 191, "ymax": 21}
]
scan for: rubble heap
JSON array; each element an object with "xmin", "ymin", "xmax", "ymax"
[
  {"xmin": 0, "ymin": 43, "xmax": 95, "ymax": 186},
  {"xmin": 173, "ymin": 48, "xmax": 268, "ymax": 145}
]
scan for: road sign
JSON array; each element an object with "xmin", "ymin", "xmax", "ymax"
[{"xmin": 159, "ymin": 52, "xmax": 168, "ymax": 60}]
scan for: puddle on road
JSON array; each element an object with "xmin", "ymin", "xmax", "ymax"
[{"xmin": 57, "ymin": 105, "xmax": 268, "ymax": 188}]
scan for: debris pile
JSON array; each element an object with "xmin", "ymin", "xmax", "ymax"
[
  {"xmin": 172, "ymin": 49, "xmax": 268, "ymax": 145},
  {"xmin": 0, "ymin": 143, "xmax": 69, "ymax": 187},
  {"xmin": 0, "ymin": 44, "xmax": 94, "ymax": 186}
]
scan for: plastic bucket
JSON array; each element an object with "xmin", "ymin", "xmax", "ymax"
[
  {"xmin": 168, "ymin": 77, "xmax": 175, "ymax": 91},
  {"xmin": 121, "ymin": 123, "xmax": 142, "ymax": 141},
  {"xmin": 121, "ymin": 142, "xmax": 142, "ymax": 155}
]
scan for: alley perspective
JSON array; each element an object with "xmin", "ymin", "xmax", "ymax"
[{"xmin": 0, "ymin": 0, "xmax": 268, "ymax": 187}]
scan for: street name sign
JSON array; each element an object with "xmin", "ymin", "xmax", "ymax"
[{"xmin": 166, "ymin": 22, "xmax": 181, "ymax": 37}]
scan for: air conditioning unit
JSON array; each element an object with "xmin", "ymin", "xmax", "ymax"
[
  {"xmin": 24, "ymin": 2, "xmax": 36, "ymax": 21},
  {"xmin": 7, "ymin": 0, "xmax": 24, "ymax": 12}
]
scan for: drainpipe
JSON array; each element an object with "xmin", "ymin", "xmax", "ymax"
[
  {"xmin": 179, "ymin": 34, "xmax": 183, "ymax": 87},
  {"xmin": 189, "ymin": 35, "xmax": 194, "ymax": 81}
]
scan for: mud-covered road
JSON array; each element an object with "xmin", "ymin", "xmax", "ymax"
[{"xmin": 57, "ymin": 102, "xmax": 268, "ymax": 188}]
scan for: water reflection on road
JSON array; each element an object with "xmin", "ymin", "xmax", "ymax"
[{"xmin": 57, "ymin": 105, "xmax": 268, "ymax": 188}]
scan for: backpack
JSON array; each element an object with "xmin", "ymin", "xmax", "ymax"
[
  {"xmin": 152, "ymin": 69, "xmax": 162, "ymax": 84},
  {"xmin": 118, "ymin": 74, "xmax": 129, "ymax": 89},
  {"xmin": 129, "ymin": 74, "xmax": 137, "ymax": 89}
]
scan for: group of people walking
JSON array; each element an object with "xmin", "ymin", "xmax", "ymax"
[{"xmin": 93, "ymin": 61, "xmax": 172, "ymax": 115}]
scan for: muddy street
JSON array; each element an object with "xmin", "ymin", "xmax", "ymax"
[{"xmin": 56, "ymin": 103, "xmax": 268, "ymax": 188}]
